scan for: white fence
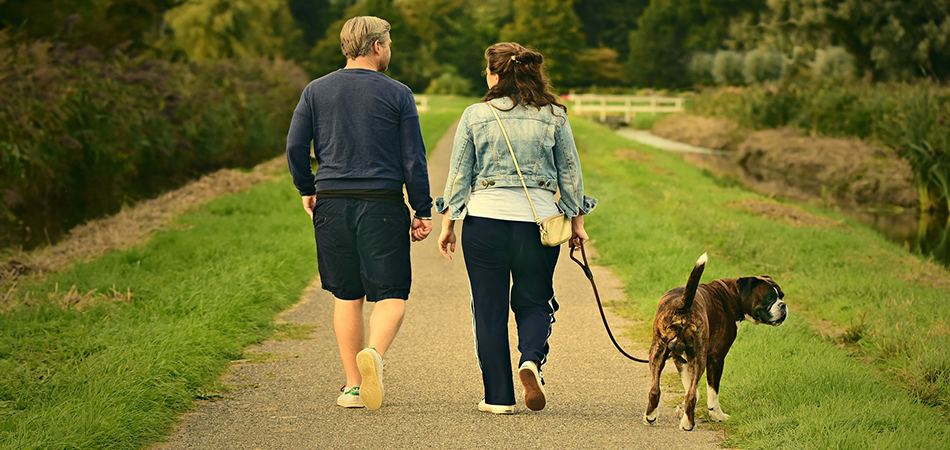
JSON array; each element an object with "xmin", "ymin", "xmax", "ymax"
[{"xmin": 565, "ymin": 94, "xmax": 684, "ymax": 122}]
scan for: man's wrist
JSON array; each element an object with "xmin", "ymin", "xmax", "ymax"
[{"xmin": 413, "ymin": 214, "xmax": 432, "ymax": 220}]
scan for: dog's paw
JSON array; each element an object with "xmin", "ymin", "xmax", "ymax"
[
  {"xmin": 708, "ymin": 408, "xmax": 730, "ymax": 422},
  {"xmin": 643, "ymin": 411, "xmax": 657, "ymax": 425},
  {"xmin": 679, "ymin": 414, "xmax": 694, "ymax": 431}
]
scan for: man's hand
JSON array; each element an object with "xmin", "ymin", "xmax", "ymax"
[
  {"xmin": 302, "ymin": 195, "xmax": 317, "ymax": 220},
  {"xmin": 411, "ymin": 217, "xmax": 432, "ymax": 242}
]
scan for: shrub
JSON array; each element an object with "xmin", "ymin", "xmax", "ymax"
[
  {"xmin": 424, "ymin": 66, "xmax": 474, "ymax": 96},
  {"xmin": 687, "ymin": 52, "xmax": 715, "ymax": 86},
  {"xmin": 0, "ymin": 35, "xmax": 308, "ymax": 250},
  {"xmin": 814, "ymin": 47, "xmax": 857, "ymax": 83},
  {"xmin": 712, "ymin": 50, "xmax": 745, "ymax": 86},
  {"xmin": 743, "ymin": 49, "xmax": 785, "ymax": 84}
]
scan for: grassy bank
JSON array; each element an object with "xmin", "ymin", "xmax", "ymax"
[
  {"xmin": 574, "ymin": 117, "xmax": 950, "ymax": 447},
  {"xmin": 418, "ymin": 95, "xmax": 480, "ymax": 156},
  {"xmin": 0, "ymin": 99, "xmax": 463, "ymax": 449}
]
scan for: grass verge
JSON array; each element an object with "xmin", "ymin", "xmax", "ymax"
[
  {"xmin": 0, "ymin": 96, "xmax": 464, "ymax": 449},
  {"xmin": 574, "ymin": 117, "xmax": 950, "ymax": 447}
]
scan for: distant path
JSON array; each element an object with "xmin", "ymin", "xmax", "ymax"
[
  {"xmin": 155, "ymin": 124, "xmax": 722, "ymax": 449},
  {"xmin": 617, "ymin": 129, "xmax": 729, "ymax": 155}
]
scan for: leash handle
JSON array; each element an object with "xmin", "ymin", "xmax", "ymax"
[{"xmin": 570, "ymin": 242, "xmax": 649, "ymax": 364}]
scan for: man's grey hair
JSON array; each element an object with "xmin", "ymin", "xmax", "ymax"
[{"xmin": 340, "ymin": 16, "xmax": 391, "ymax": 60}]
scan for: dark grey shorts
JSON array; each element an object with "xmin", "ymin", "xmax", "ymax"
[{"xmin": 312, "ymin": 197, "xmax": 411, "ymax": 302}]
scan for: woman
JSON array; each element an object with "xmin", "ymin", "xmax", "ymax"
[{"xmin": 436, "ymin": 42, "xmax": 597, "ymax": 414}]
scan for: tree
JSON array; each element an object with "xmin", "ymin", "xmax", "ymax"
[
  {"xmin": 627, "ymin": 0, "xmax": 764, "ymax": 88},
  {"xmin": 161, "ymin": 0, "xmax": 300, "ymax": 61},
  {"xmin": 0, "ymin": 0, "xmax": 181, "ymax": 51},
  {"xmin": 731, "ymin": 0, "xmax": 950, "ymax": 81},
  {"xmin": 500, "ymin": 0, "xmax": 586, "ymax": 89},
  {"xmin": 308, "ymin": 0, "xmax": 428, "ymax": 91},
  {"xmin": 573, "ymin": 0, "xmax": 648, "ymax": 62}
]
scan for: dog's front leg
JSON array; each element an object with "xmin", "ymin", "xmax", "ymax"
[
  {"xmin": 644, "ymin": 341, "xmax": 668, "ymax": 425},
  {"xmin": 680, "ymin": 353, "xmax": 705, "ymax": 431},
  {"xmin": 706, "ymin": 355, "xmax": 729, "ymax": 422}
]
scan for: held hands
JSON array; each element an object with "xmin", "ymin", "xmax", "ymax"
[{"xmin": 411, "ymin": 217, "xmax": 432, "ymax": 242}]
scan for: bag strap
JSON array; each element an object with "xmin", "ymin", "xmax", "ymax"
[
  {"xmin": 489, "ymin": 104, "xmax": 542, "ymax": 227},
  {"xmin": 569, "ymin": 242, "xmax": 649, "ymax": 364}
]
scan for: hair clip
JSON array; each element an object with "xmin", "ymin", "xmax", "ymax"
[{"xmin": 510, "ymin": 55, "xmax": 519, "ymax": 63}]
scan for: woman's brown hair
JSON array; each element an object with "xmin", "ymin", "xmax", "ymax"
[{"xmin": 483, "ymin": 42, "xmax": 567, "ymax": 114}]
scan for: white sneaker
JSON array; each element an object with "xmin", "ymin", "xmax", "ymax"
[
  {"xmin": 478, "ymin": 400, "xmax": 514, "ymax": 415},
  {"xmin": 337, "ymin": 386, "xmax": 363, "ymax": 408},
  {"xmin": 518, "ymin": 361, "xmax": 546, "ymax": 411},
  {"xmin": 357, "ymin": 347, "xmax": 384, "ymax": 411}
]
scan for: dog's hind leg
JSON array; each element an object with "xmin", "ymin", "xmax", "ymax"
[
  {"xmin": 706, "ymin": 355, "xmax": 729, "ymax": 422},
  {"xmin": 680, "ymin": 353, "xmax": 705, "ymax": 431},
  {"xmin": 644, "ymin": 341, "xmax": 668, "ymax": 425},
  {"xmin": 672, "ymin": 355, "xmax": 689, "ymax": 413}
]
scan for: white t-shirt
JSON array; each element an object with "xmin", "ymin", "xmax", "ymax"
[{"xmin": 466, "ymin": 186, "xmax": 560, "ymax": 223}]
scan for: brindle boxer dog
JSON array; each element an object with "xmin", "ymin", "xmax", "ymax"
[{"xmin": 643, "ymin": 253, "xmax": 786, "ymax": 431}]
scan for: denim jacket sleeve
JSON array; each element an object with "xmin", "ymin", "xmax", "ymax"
[
  {"xmin": 553, "ymin": 114, "xmax": 598, "ymax": 217},
  {"xmin": 434, "ymin": 107, "xmax": 476, "ymax": 219}
]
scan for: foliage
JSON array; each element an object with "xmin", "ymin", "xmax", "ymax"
[
  {"xmin": 712, "ymin": 50, "xmax": 744, "ymax": 86},
  {"xmin": 576, "ymin": 47, "xmax": 624, "ymax": 87},
  {"xmin": 159, "ymin": 0, "xmax": 300, "ymax": 61},
  {"xmin": 424, "ymin": 65, "xmax": 474, "ymax": 96},
  {"xmin": 731, "ymin": 0, "xmax": 950, "ymax": 82},
  {"xmin": 0, "ymin": 33, "xmax": 308, "ymax": 249},
  {"xmin": 813, "ymin": 46, "xmax": 857, "ymax": 83},
  {"xmin": 878, "ymin": 87, "xmax": 950, "ymax": 211},
  {"xmin": 499, "ymin": 0, "xmax": 585, "ymax": 88},
  {"xmin": 687, "ymin": 52, "xmax": 715, "ymax": 86},
  {"xmin": 742, "ymin": 48, "xmax": 784, "ymax": 84},
  {"xmin": 0, "ymin": 0, "xmax": 181, "ymax": 52},
  {"xmin": 306, "ymin": 0, "xmax": 430, "ymax": 91},
  {"xmin": 627, "ymin": 0, "xmax": 764, "ymax": 88},
  {"xmin": 573, "ymin": 0, "xmax": 647, "ymax": 62}
]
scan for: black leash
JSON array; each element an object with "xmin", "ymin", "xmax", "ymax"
[{"xmin": 569, "ymin": 242, "xmax": 649, "ymax": 364}]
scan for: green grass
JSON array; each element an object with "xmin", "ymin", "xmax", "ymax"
[
  {"xmin": 0, "ymin": 97, "xmax": 464, "ymax": 449},
  {"xmin": 574, "ymin": 117, "xmax": 950, "ymax": 448},
  {"xmin": 4, "ymin": 96, "xmax": 950, "ymax": 449},
  {"xmin": 0, "ymin": 180, "xmax": 317, "ymax": 449},
  {"xmin": 418, "ymin": 95, "xmax": 480, "ymax": 155}
]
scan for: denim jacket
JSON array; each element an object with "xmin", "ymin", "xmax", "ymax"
[{"xmin": 435, "ymin": 97, "xmax": 598, "ymax": 220}]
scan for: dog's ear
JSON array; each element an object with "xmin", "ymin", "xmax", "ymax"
[{"xmin": 738, "ymin": 277, "xmax": 761, "ymax": 299}]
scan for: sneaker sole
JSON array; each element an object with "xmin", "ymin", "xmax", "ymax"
[
  {"xmin": 519, "ymin": 365, "xmax": 546, "ymax": 411},
  {"xmin": 337, "ymin": 399, "xmax": 364, "ymax": 408},
  {"xmin": 478, "ymin": 402, "xmax": 514, "ymax": 415},
  {"xmin": 357, "ymin": 350, "xmax": 383, "ymax": 411}
]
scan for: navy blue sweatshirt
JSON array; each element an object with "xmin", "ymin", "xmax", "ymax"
[{"xmin": 285, "ymin": 69, "xmax": 432, "ymax": 216}]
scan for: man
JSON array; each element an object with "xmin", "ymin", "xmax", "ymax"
[{"xmin": 285, "ymin": 16, "xmax": 432, "ymax": 411}]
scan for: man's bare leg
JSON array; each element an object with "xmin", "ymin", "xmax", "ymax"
[
  {"xmin": 367, "ymin": 298, "xmax": 406, "ymax": 357},
  {"xmin": 334, "ymin": 297, "xmax": 365, "ymax": 388}
]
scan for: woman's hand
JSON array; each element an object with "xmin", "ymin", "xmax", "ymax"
[
  {"xmin": 569, "ymin": 214, "xmax": 589, "ymax": 248},
  {"xmin": 438, "ymin": 216, "xmax": 457, "ymax": 260}
]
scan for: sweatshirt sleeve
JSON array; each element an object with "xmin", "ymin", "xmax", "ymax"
[
  {"xmin": 400, "ymin": 90, "xmax": 433, "ymax": 216},
  {"xmin": 286, "ymin": 85, "xmax": 317, "ymax": 196}
]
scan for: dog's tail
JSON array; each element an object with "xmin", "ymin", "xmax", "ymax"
[{"xmin": 680, "ymin": 253, "xmax": 707, "ymax": 310}]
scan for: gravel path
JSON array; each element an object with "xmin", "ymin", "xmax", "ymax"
[{"xmin": 155, "ymin": 124, "xmax": 723, "ymax": 449}]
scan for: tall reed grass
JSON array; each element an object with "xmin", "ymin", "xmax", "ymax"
[{"xmin": 689, "ymin": 81, "xmax": 950, "ymax": 212}]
